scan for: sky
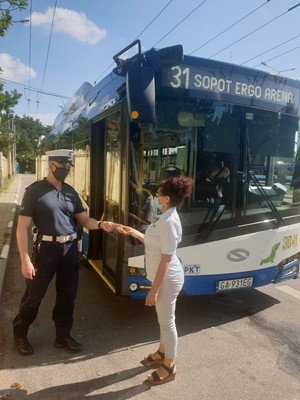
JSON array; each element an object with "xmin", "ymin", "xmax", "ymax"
[{"xmin": 1, "ymin": 0, "xmax": 300, "ymax": 126}]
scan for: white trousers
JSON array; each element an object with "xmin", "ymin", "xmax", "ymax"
[{"xmin": 155, "ymin": 278, "xmax": 184, "ymax": 359}]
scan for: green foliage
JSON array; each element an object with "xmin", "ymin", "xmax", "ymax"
[
  {"xmin": 0, "ymin": 115, "xmax": 13, "ymax": 152},
  {"xmin": 0, "ymin": 1, "xmax": 28, "ymax": 37},
  {"xmin": 0, "ymin": 82, "xmax": 22, "ymax": 154},
  {"xmin": 0, "ymin": 83, "xmax": 22, "ymax": 114},
  {"xmin": 14, "ymin": 116, "xmax": 51, "ymax": 173}
]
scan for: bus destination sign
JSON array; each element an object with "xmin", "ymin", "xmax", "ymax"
[{"xmin": 161, "ymin": 64, "xmax": 299, "ymax": 111}]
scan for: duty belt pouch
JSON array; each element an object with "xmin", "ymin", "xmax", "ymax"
[{"xmin": 32, "ymin": 226, "xmax": 38, "ymax": 242}]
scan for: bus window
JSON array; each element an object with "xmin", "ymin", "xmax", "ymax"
[
  {"xmin": 246, "ymin": 109, "xmax": 298, "ymax": 215},
  {"xmin": 128, "ymin": 100, "xmax": 239, "ymax": 236}
]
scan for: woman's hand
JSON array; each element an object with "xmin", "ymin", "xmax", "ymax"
[
  {"xmin": 145, "ymin": 289, "xmax": 158, "ymax": 306},
  {"xmin": 114, "ymin": 225, "xmax": 135, "ymax": 235}
]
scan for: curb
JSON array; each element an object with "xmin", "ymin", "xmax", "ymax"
[
  {"xmin": 0, "ymin": 181, "xmax": 20, "ymax": 299},
  {"xmin": 0, "ymin": 206, "xmax": 18, "ymax": 299}
]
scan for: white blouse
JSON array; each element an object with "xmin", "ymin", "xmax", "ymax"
[{"xmin": 144, "ymin": 207, "xmax": 184, "ymax": 282}]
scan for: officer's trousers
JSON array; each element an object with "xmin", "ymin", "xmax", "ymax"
[{"xmin": 13, "ymin": 240, "xmax": 79, "ymax": 339}]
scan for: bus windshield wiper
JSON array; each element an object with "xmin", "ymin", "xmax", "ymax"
[{"xmin": 249, "ymin": 172, "xmax": 285, "ymax": 226}]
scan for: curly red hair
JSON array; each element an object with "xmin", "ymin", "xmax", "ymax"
[{"xmin": 157, "ymin": 176, "xmax": 193, "ymax": 207}]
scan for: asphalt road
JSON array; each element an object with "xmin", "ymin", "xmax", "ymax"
[{"xmin": 0, "ymin": 217, "xmax": 300, "ymax": 399}]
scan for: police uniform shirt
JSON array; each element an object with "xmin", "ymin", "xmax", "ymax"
[
  {"xmin": 19, "ymin": 179, "xmax": 85, "ymax": 236},
  {"xmin": 144, "ymin": 207, "xmax": 183, "ymax": 282}
]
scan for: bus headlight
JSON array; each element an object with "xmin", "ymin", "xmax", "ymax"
[{"xmin": 129, "ymin": 283, "xmax": 138, "ymax": 292}]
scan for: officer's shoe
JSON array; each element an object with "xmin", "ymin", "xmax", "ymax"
[
  {"xmin": 54, "ymin": 336, "xmax": 82, "ymax": 353},
  {"xmin": 14, "ymin": 337, "xmax": 34, "ymax": 356}
]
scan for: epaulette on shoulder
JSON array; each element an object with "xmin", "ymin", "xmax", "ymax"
[
  {"xmin": 25, "ymin": 181, "xmax": 39, "ymax": 191},
  {"xmin": 63, "ymin": 182, "xmax": 74, "ymax": 190}
]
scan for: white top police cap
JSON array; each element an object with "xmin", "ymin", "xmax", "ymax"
[{"xmin": 46, "ymin": 149, "xmax": 74, "ymax": 164}]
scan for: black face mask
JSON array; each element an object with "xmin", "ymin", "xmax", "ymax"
[{"xmin": 53, "ymin": 166, "xmax": 69, "ymax": 182}]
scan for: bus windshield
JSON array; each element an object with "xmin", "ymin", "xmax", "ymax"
[{"xmin": 128, "ymin": 98, "xmax": 299, "ymax": 236}]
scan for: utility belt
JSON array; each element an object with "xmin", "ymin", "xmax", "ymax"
[
  {"xmin": 32, "ymin": 227, "xmax": 77, "ymax": 244},
  {"xmin": 38, "ymin": 233, "xmax": 77, "ymax": 244}
]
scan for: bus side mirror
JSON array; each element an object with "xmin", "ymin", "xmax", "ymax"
[
  {"xmin": 126, "ymin": 66, "xmax": 155, "ymax": 124},
  {"xmin": 157, "ymin": 44, "xmax": 183, "ymax": 68}
]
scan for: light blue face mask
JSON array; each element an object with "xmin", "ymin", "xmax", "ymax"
[
  {"xmin": 157, "ymin": 202, "xmax": 163, "ymax": 210},
  {"xmin": 153, "ymin": 196, "xmax": 163, "ymax": 210}
]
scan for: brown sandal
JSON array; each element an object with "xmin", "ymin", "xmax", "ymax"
[
  {"xmin": 141, "ymin": 349, "xmax": 165, "ymax": 366},
  {"xmin": 146, "ymin": 363, "xmax": 176, "ymax": 385}
]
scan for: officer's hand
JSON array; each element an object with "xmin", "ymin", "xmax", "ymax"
[
  {"xmin": 21, "ymin": 260, "xmax": 36, "ymax": 280},
  {"xmin": 101, "ymin": 221, "xmax": 115, "ymax": 232}
]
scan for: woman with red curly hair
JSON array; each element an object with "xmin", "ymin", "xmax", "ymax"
[{"xmin": 116, "ymin": 176, "xmax": 193, "ymax": 385}]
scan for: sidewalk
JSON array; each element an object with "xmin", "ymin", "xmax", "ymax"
[{"xmin": 0, "ymin": 174, "xmax": 35, "ymax": 297}]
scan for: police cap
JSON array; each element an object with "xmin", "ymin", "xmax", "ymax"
[{"xmin": 46, "ymin": 149, "xmax": 74, "ymax": 166}]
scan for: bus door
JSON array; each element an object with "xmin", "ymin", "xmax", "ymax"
[
  {"xmin": 89, "ymin": 110, "xmax": 123, "ymax": 294},
  {"xmin": 88, "ymin": 119, "xmax": 105, "ymax": 260}
]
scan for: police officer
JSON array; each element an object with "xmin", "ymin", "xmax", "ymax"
[{"xmin": 13, "ymin": 149, "xmax": 114, "ymax": 355}]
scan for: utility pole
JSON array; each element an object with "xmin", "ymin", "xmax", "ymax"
[
  {"xmin": 12, "ymin": 117, "xmax": 16, "ymax": 176},
  {"xmin": 7, "ymin": 117, "xmax": 16, "ymax": 179}
]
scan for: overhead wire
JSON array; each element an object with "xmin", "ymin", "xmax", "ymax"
[
  {"xmin": 208, "ymin": 2, "xmax": 300, "ymax": 59},
  {"xmin": 2, "ymin": 0, "xmax": 66, "ymax": 118},
  {"xmin": 253, "ymin": 43, "xmax": 300, "ymax": 69},
  {"xmin": 189, "ymin": 0, "xmax": 270, "ymax": 55},
  {"xmin": 0, "ymin": 77, "xmax": 69, "ymax": 99},
  {"xmin": 93, "ymin": 0, "xmax": 175, "ymax": 84},
  {"xmin": 240, "ymin": 34, "xmax": 300, "ymax": 65},
  {"xmin": 27, "ymin": 0, "xmax": 32, "ymax": 114},
  {"xmin": 152, "ymin": 0, "xmax": 207, "ymax": 48},
  {"xmin": 35, "ymin": 0, "xmax": 58, "ymax": 115},
  {"xmin": 1, "ymin": 76, "xmax": 67, "ymax": 120},
  {"xmin": 134, "ymin": 0, "xmax": 175, "ymax": 39}
]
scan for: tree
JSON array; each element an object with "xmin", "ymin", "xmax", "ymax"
[
  {"xmin": 0, "ymin": 0, "xmax": 28, "ymax": 37},
  {"xmin": 0, "ymin": 0, "xmax": 28, "ymax": 123},
  {"xmin": 0, "ymin": 83, "xmax": 21, "ymax": 113},
  {"xmin": 0, "ymin": 83, "xmax": 22, "ymax": 155},
  {"xmin": 14, "ymin": 116, "xmax": 51, "ymax": 173}
]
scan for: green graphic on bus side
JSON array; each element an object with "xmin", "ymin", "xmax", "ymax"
[{"xmin": 260, "ymin": 242, "xmax": 281, "ymax": 265}]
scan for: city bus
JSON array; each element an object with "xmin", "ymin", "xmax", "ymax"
[{"xmin": 37, "ymin": 40, "xmax": 300, "ymax": 299}]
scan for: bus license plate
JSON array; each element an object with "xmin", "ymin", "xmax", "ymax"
[{"xmin": 217, "ymin": 277, "xmax": 253, "ymax": 291}]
